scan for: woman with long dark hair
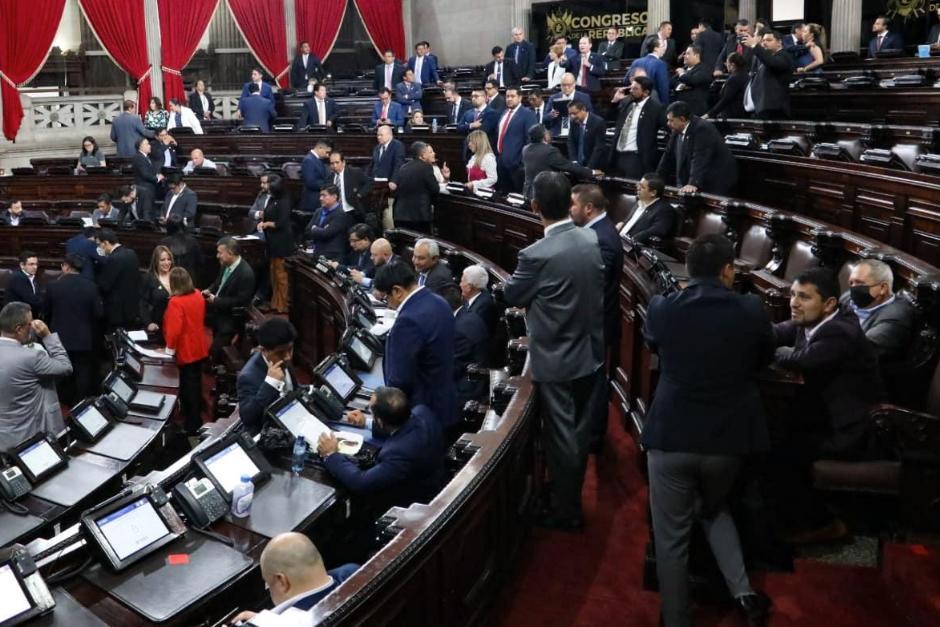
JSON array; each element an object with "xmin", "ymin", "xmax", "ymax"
[
  {"xmin": 77, "ymin": 136, "xmax": 106, "ymax": 171},
  {"xmin": 258, "ymin": 173, "xmax": 294, "ymax": 313},
  {"xmin": 144, "ymin": 97, "xmax": 169, "ymax": 130}
]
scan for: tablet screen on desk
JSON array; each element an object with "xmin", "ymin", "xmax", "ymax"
[
  {"xmin": 18, "ymin": 440, "xmax": 61, "ymax": 480},
  {"xmin": 125, "ymin": 351, "xmax": 143, "ymax": 378},
  {"xmin": 323, "ymin": 362, "xmax": 356, "ymax": 401},
  {"xmin": 203, "ymin": 442, "xmax": 261, "ymax": 495},
  {"xmin": 0, "ymin": 564, "xmax": 32, "ymax": 623},
  {"xmin": 111, "ymin": 376, "xmax": 135, "ymax": 403},
  {"xmin": 94, "ymin": 497, "xmax": 172, "ymax": 561},
  {"xmin": 349, "ymin": 336, "xmax": 374, "ymax": 366},
  {"xmin": 75, "ymin": 404, "xmax": 109, "ymax": 439}
]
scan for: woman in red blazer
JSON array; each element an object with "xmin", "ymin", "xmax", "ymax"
[{"xmin": 164, "ymin": 267, "xmax": 209, "ymax": 434}]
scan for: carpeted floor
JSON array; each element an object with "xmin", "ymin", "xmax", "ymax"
[{"xmin": 494, "ymin": 410, "xmax": 911, "ymax": 627}]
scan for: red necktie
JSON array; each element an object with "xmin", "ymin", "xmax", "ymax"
[
  {"xmin": 382, "ymin": 103, "xmax": 388, "ymax": 119},
  {"xmin": 497, "ymin": 107, "xmax": 516, "ymax": 153},
  {"xmin": 736, "ymin": 43, "xmax": 743, "ymax": 54}
]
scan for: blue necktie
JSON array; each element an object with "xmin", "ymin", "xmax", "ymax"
[
  {"xmin": 578, "ymin": 124, "xmax": 586, "ymax": 164},
  {"xmin": 418, "ymin": 273, "xmax": 427, "ymax": 287},
  {"xmin": 514, "ymin": 45, "xmax": 520, "ymax": 64},
  {"xmin": 175, "ymin": 112, "xmax": 182, "ymax": 128},
  {"xmin": 319, "ymin": 208, "xmax": 332, "ymax": 226}
]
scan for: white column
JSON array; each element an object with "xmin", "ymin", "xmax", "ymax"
[
  {"xmin": 143, "ymin": 0, "xmax": 163, "ymax": 102},
  {"xmin": 511, "ymin": 0, "xmax": 531, "ymax": 34},
  {"xmin": 646, "ymin": 0, "xmax": 669, "ymax": 35},
  {"xmin": 284, "ymin": 0, "xmax": 297, "ymax": 62},
  {"xmin": 739, "ymin": 0, "xmax": 756, "ymax": 24},
  {"xmin": 402, "ymin": 0, "xmax": 414, "ymax": 57},
  {"xmin": 831, "ymin": 0, "xmax": 863, "ymax": 53}
]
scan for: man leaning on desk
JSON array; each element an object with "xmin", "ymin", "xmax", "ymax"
[{"xmin": 237, "ymin": 318, "xmax": 298, "ymax": 434}]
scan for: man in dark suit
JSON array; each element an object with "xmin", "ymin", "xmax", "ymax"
[
  {"xmin": 374, "ymin": 50, "xmax": 405, "ymax": 92},
  {"xmin": 237, "ymin": 318, "xmax": 297, "ymax": 434},
  {"xmin": 657, "ymin": 101, "xmax": 738, "ymax": 195},
  {"xmin": 483, "ymin": 80, "xmax": 505, "ymax": 113},
  {"xmin": 504, "ymin": 171, "xmax": 605, "ymax": 530},
  {"xmin": 350, "ymin": 238, "xmax": 399, "ymax": 289},
  {"xmin": 440, "ymin": 285, "xmax": 489, "ymax": 407},
  {"xmin": 408, "ymin": 41, "xmax": 440, "ymax": 86},
  {"xmin": 296, "ymin": 83, "xmax": 338, "ymax": 129},
  {"xmin": 328, "ymin": 151, "xmax": 373, "ymax": 224},
  {"xmin": 642, "ymin": 21, "xmax": 677, "ymax": 66},
  {"xmin": 459, "ymin": 89, "xmax": 499, "ymax": 135},
  {"xmin": 459, "ymin": 264, "xmax": 497, "ymax": 331},
  {"xmin": 334, "ymin": 223, "xmax": 375, "ymax": 275},
  {"xmin": 548, "ymin": 74, "xmax": 593, "ymax": 136},
  {"xmin": 522, "ymin": 125, "xmax": 598, "ymax": 199},
  {"xmin": 567, "ymin": 101, "xmax": 608, "ymax": 169},
  {"xmin": 389, "ymin": 142, "xmax": 439, "ymax": 232},
  {"xmin": 372, "ymin": 88, "xmax": 406, "ymax": 127},
  {"xmin": 0, "ymin": 199, "xmax": 23, "ymax": 226},
  {"xmin": 115, "ymin": 185, "xmax": 143, "ymax": 225},
  {"xmin": 150, "ymin": 128, "xmax": 178, "ymax": 170},
  {"xmin": 368, "ymin": 124, "xmax": 406, "ymax": 180},
  {"xmin": 65, "ymin": 227, "xmax": 102, "ymax": 280},
  {"xmin": 484, "ymin": 46, "xmax": 522, "ymax": 89},
  {"xmin": 203, "ymin": 237, "xmax": 255, "ymax": 357},
  {"xmin": 618, "ymin": 173, "xmax": 677, "ymax": 244},
  {"xmin": 694, "ymin": 20, "xmax": 725, "ymax": 70},
  {"xmin": 444, "ymin": 87, "xmax": 472, "ymax": 126},
  {"xmin": 238, "ymin": 82, "xmax": 276, "ymax": 132},
  {"xmin": 394, "ymin": 69, "xmax": 424, "ymax": 115},
  {"xmin": 571, "ymin": 36, "xmax": 606, "ymax": 92},
  {"xmin": 609, "ymin": 76, "xmax": 667, "ymax": 179},
  {"xmin": 110, "ymin": 100, "xmax": 154, "ymax": 157},
  {"xmin": 493, "ymin": 86, "xmax": 537, "ymax": 193},
  {"xmin": 319, "ymin": 386, "xmax": 446, "ymax": 508},
  {"xmin": 95, "ymin": 229, "xmax": 140, "ymax": 330},
  {"xmin": 239, "ymin": 68, "xmax": 275, "ymax": 102},
  {"xmin": 304, "ymin": 184, "xmax": 351, "ymax": 261},
  {"xmin": 526, "ymin": 92, "xmax": 552, "ymax": 127},
  {"xmin": 301, "ymin": 141, "xmax": 331, "ymax": 211},
  {"xmin": 132, "ymin": 138, "xmax": 163, "ymax": 221},
  {"xmin": 868, "ymin": 15, "xmax": 904, "ymax": 57},
  {"xmin": 673, "ymin": 44, "xmax": 712, "ymax": 116},
  {"xmin": 507, "ymin": 27, "xmax": 536, "ymax": 80},
  {"xmin": 628, "ymin": 37, "xmax": 671, "ymax": 104},
  {"xmin": 928, "ymin": 7, "xmax": 940, "ymax": 46},
  {"xmin": 160, "ymin": 174, "xmax": 197, "ymax": 226},
  {"xmin": 841, "ymin": 259, "xmax": 916, "ymax": 367},
  {"xmin": 374, "ymin": 262, "xmax": 457, "ymax": 429},
  {"xmin": 3, "ymin": 251, "xmax": 42, "ymax": 317},
  {"xmin": 44, "ymin": 254, "xmax": 103, "ymax": 403},
  {"xmin": 289, "ymin": 41, "xmax": 324, "ymax": 89},
  {"xmin": 742, "ymin": 30, "xmax": 794, "ymax": 119},
  {"xmin": 598, "ymin": 27, "xmax": 625, "ymax": 69},
  {"xmin": 412, "ymin": 238, "xmax": 455, "ymax": 294},
  {"xmin": 771, "ymin": 268, "xmax": 884, "ymax": 544},
  {"xmin": 715, "ymin": 19, "xmax": 754, "ymax": 76},
  {"xmin": 642, "ymin": 234, "xmax": 773, "ymax": 627}
]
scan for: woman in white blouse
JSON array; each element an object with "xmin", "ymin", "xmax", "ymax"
[
  {"xmin": 464, "ymin": 130, "xmax": 498, "ymax": 194},
  {"xmin": 187, "ymin": 79, "xmax": 215, "ymax": 120},
  {"xmin": 546, "ymin": 43, "xmax": 567, "ymax": 90}
]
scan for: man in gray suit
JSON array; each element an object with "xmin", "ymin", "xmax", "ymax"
[
  {"xmin": 160, "ymin": 173, "xmax": 198, "ymax": 227},
  {"xmin": 503, "ymin": 171, "xmax": 605, "ymax": 530},
  {"xmin": 0, "ymin": 301, "xmax": 73, "ymax": 450},
  {"xmin": 110, "ymin": 100, "xmax": 154, "ymax": 157},
  {"xmin": 841, "ymin": 259, "xmax": 917, "ymax": 364}
]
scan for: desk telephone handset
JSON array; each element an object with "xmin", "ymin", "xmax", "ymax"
[
  {"xmin": 0, "ymin": 466, "xmax": 31, "ymax": 502},
  {"xmin": 172, "ymin": 477, "xmax": 228, "ymax": 528}
]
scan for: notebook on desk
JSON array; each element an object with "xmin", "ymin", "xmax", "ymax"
[{"xmin": 128, "ymin": 390, "xmax": 165, "ymax": 412}]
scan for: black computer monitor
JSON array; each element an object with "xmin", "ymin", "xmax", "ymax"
[
  {"xmin": 11, "ymin": 433, "xmax": 67, "ymax": 484},
  {"xmin": 81, "ymin": 491, "xmax": 181, "ymax": 572},
  {"xmin": 193, "ymin": 433, "xmax": 271, "ymax": 499},
  {"xmin": 343, "ymin": 329, "xmax": 378, "ymax": 371},
  {"xmin": 0, "ymin": 547, "xmax": 54, "ymax": 625},
  {"xmin": 70, "ymin": 399, "xmax": 113, "ymax": 443},
  {"xmin": 314, "ymin": 355, "xmax": 361, "ymax": 403}
]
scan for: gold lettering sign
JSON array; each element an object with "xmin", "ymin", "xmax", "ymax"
[
  {"xmin": 546, "ymin": 8, "xmax": 649, "ymax": 42},
  {"xmin": 887, "ymin": 0, "xmax": 926, "ymax": 20}
]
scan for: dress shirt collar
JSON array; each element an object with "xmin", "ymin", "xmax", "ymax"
[
  {"xmin": 0, "ymin": 336, "xmax": 20, "ymax": 345},
  {"xmin": 467, "ymin": 292, "xmax": 481, "ymax": 310},
  {"xmin": 271, "ymin": 578, "xmax": 335, "ymax": 614},
  {"xmin": 544, "ymin": 218, "xmax": 572, "ymax": 236},
  {"xmin": 585, "ymin": 211, "xmax": 608, "ymax": 228},
  {"xmin": 397, "ymin": 285, "xmax": 425, "ymax": 313},
  {"xmin": 805, "ymin": 309, "xmax": 839, "ymax": 341},
  {"xmin": 852, "ymin": 294, "xmax": 896, "ymax": 322}
]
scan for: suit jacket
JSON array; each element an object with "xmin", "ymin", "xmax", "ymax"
[
  {"xmin": 139, "ymin": 272, "xmax": 169, "ymax": 328},
  {"xmin": 305, "ymin": 205, "xmax": 351, "ymax": 260},
  {"xmin": 239, "ymin": 81, "xmax": 274, "ymax": 101},
  {"xmin": 694, "ymin": 28, "xmax": 725, "ymax": 70},
  {"xmin": 487, "ymin": 93, "xmax": 506, "ymax": 114},
  {"xmin": 239, "ymin": 96, "xmax": 276, "ymax": 133},
  {"xmin": 506, "ymin": 40, "xmax": 536, "ymax": 78},
  {"xmin": 641, "ymin": 278, "xmax": 774, "ymax": 455},
  {"xmin": 624, "ymin": 197, "xmax": 677, "ymax": 244},
  {"xmin": 282, "ymin": 564, "xmax": 359, "ymax": 612},
  {"xmin": 628, "ymin": 54, "xmax": 671, "ymax": 104},
  {"xmin": 44, "ymin": 273, "xmax": 102, "ymax": 352},
  {"xmin": 522, "ymin": 142, "xmax": 594, "ymax": 199},
  {"xmin": 567, "ymin": 112, "xmax": 609, "ymax": 168},
  {"xmin": 868, "ymin": 31, "xmax": 904, "ymax": 57},
  {"xmin": 747, "ymin": 45, "xmax": 794, "ymax": 116},
  {"xmin": 465, "ymin": 289, "xmax": 497, "ymax": 331},
  {"xmin": 548, "ymin": 91, "xmax": 593, "ymax": 136},
  {"xmin": 340, "ymin": 248, "xmax": 374, "ymax": 275},
  {"xmin": 301, "ymin": 152, "xmax": 329, "ymax": 210},
  {"xmin": 589, "ymin": 215, "xmax": 624, "ymax": 344},
  {"xmin": 839, "ymin": 294, "xmax": 917, "ymax": 364},
  {"xmin": 529, "ymin": 101, "xmax": 552, "ymax": 127},
  {"xmin": 454, "ymin": 308, "xmax": 489, "ymax": 405},
  {"xmin": 609, "ymin": 96, "xmax": 666, "ymax": 174},
  {"xmin": 707, "ymin": 70, "xmax": 749, "ymax": 118},
  {"xmin": 110, "ymin": 112, "xmax": 154, "ymax": 157},
  {"xmin": 372, "ymin": 100, "xmax": 405, "ymax": 127},
  {"xmin": 132, "ymin": 152, "xmax": 160, "ymax": 192},
  {"xmin": 446, "ymin": 98, "xmax": 472, "ymax": 126},
  {"xmin": 290, "ymin": 52, "xmax": 324, "ymax": 89},
  {"xmin": 97, "ymin": 245, "xmax": 141, "ymax": 328},
  {"xmin": 323, "ymin": 405, "xmax": 445, "ymax": 508},
  {"xmin": 657, "ymin": 116, "xmax": 738, "ymax": 195},
  {"xmin": 392, "ymin": 159, "xmax": 438, "ymax": 223},
  {"xmin": 417, "ymin": 262, "xmax": 455, "ymax": 294},
  {"xmin": 598, "ymin": 39, "xmax": 625, "ymax": 66},
  {"xmin": 163, "ymin": 291, "xmax": 209, "ymax": 366},
  {"xmin": 775, "ymin": 312, "xmax": 885, "ymax": 454},
  {"xmin": 929, "ymin": 24, "xmax": 940, "ymax": 45},
  {"xmin": 188, "ymin": 90, "xmax": 215, "ymax": 119},
  {"xmin": 64, "ymin": 234, "xmax": 101, "ymax": 280},
  {"xmin": 332, "ymin": 165, "xmax": 372, "ymax": 214},
  {"xmin": 207, "ymin": 258, "xmax": 255, "ymax": 335},
  {"xmin": 571, "ymin": 52, "xmax": 606, "ymax": 91},
  {"xmin": 394, "ymin": 81, "xmax": 423, "ymax": 112},
  {"xmin": 237, "ymin": 351, "xmax": 293, "ymax": 434},
  {"xmin": 3, "ymin": 270, "xmax": 42, "ymax": 318},
  {"xmin": 503, "ymin": 221, "xmax": 604, "ymax": 382},
  {"xmin": 642, "ymin": 34, "xmax": 677, "ymax": 65},
  {"xmin": 493, "ymin": 106, "xmax": 537, "ymax": 169},
  {"xmin": 162, "ymin": 186, "xmax": 198, "ymax": 224},
  {"xmin": 374, "ymin": 62, "xmax": 406, "ymax": 91},
  {"xmin": 483, "ymin": 59, "xmax": 522, "ymax": 87},
  {"xmin": 369, "ymin": 139, "xmax": 406, "ymax": 179},
  {"xmin": 673, "ymin": 63, "xmax": 712, "ymax": 116},
  {"xmin": 716, "ymin": 33, "xmax": 752, "ymax": 73},
  {"xmin": 264, "ymin": 194, "xmax": 295, "ymax": 259},
  {"xmin": 383, "ymin": 288, "xmax": 458, "ymax": 426},
  {"xmin": 407, "ymin": 55, "xmax": 440, "ymax": 85},
  {"xmin": 458, "ymin": 106, "xmax": 499, "ymax": 134},
  {"xmin": 0, "ymin": 333, "xmax": 72, "ymax": 450},
  {"xmin": 297, "ymin": 97, "xmax": 338, "ymax": 128},
  {"xmin": 150, "ymin": 141, "xmax": 177, "ymax": 170}
]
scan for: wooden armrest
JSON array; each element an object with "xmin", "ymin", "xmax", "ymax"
[{"xmin": 870, "ymin": 403, "xmax": 940, "ymax": 457}]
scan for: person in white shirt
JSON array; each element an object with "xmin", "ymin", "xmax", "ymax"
[
  {"xmin": 181, "ymin": 149, "xmax": 217, "ymax": 174},
  {"xmin": 166, "ymin": 99, "xmax": 204, "ymax": 134},
  {"xmin": 464, "ymin": 130, "xmax": 498, "ymax": 193}
]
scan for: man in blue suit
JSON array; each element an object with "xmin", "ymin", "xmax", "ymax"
[
  {"xmin": 368, "ymin": 125, "xmax": 406, "ymax": 179},
  {"xmin": 459, "ymin": 89, "xmax": 498, "ymax": 134},
  {"xmin": 65, "ymin": 227, "xmax": 102, "ymax": 280},
  {"xmin": 408, "ymin": 41, "xmax": 440, "ymax": 86},
  {"xmin": 304, "ymin": 185, "xmax": 350, "ymax": 261},
  {"xmin": 374, "ymin": 262, "xmax": 457, "ymax": 430},
  {"xmin": 296, "ymin": 83, "xmax": 338, "ymax": 129},
  {"xmin": 237, "ymin": 318, "xmax": 298, "ymax": 434},
  {"xmin": 372, "ymin": 88, "xmax": 405, "ymax": 127},
  {"xmin": 571, "ymin": 37, "xmax": 606, "ymax": 92},
  {"xmin": 493, "ymin": 86, "xmax": 537, "ymax": 193},
  {"xmin": 506, "ymin": 27, "xmax": 536, "ymax": 80},
  {"xmin": 441, "ymin": 285, "xmax": 489, "ymax": 408},
  {"xmin": 627, "ymin": 38, "xmax": 671, "ymax": 104},
  {"xmin": 394, "ymin": 69, "xmax": 423, "ymax": 114},
  {"xmin": 301, "ymin": 141, "xmax": 331, "ymax": 211},
  {"xmin": 239, "ymin": 68, "xmax": 275, "ymax": 101},
  {"xmin": 868, "ymin": 15, "xmax": 904, "ymax": 57},
  {"xmin": 544, "ymin": 35, "xmax": 578, "ymax": 67},
  {"xmin": 238, "ymin": 83, "xmax": 276, "ymax": 132},
  {"xmin": 548, "ymin": 74, "xmax": 593, "ymax": 137},
  {"xmin": 319, "ymin": 386, "xmax": 446, "ymax": 509}
]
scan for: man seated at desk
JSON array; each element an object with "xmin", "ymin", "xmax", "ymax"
[
  {"xmin": 237, "ymin": 318, "xmax": 298, "ymax": 434},
  {"xmin": 350, "ymin": 237, "xmax": 401, "ymax": 289},
  {"xmin": 317, "ymin": 386, "xmax": 445, "ymax": 509},
  {"xmin": 332, "ymin": 223, "xmax": 375, "ymax": 275},
  {"xmin": 231, "ymin": 532, "xmax": 358, "ymax": 625}
]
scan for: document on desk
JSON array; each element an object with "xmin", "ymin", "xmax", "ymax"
[
  {"xmin": 233, "ymin": 234, "xmax": 261, "ymax": 240},
  {"xmin": 275, "ymin": 400, "xmax": 364, "ymax": 454},
  {"xmin": 133, "ymin": 344, "xmax": 174, "ymax": 361},
  {"xmin": 127, "ymin": 330, "xmax": 149, "ymax": 342}
]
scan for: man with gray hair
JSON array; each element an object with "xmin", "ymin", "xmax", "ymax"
[
  {"xmin": 388, "ymin": 142, "xmax": 440, "ymax": 233},
  {"xmin": 459, "ymin": 264, "xmax": 497, "ymax": 331},
  {"xmin": 412, "ymin": 237, "xmax": 455, "ymax": 294},
  {"xmin": 841, "ymin": 258, "xmax": 916, "ymax": 365},
  {"xmin": 0, "ymin": 301, "xmax": 73, "ymax": 450},
  {"xmin": 230, "ymin": 532, "xmax": 358, "ymax": 623}
]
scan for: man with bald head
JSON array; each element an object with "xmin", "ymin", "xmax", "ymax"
[
  {"xmin": 230, "ymin": 532, "xmax": 358, "ymax": 624},
  {"xmin": 182, "ymin": 148, "xmax": 217, "ymax": 174},
  {"xmin": 368, "ymin": 124, "xmax": 405, "ymax": 180},
  {"xmin": 350, "ymin": 237, "xmax": 402, "ymax": 288}
]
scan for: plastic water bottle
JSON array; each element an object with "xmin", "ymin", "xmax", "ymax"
[
  {"xmin": 230, "ymin": 475, "xmax": 254, "ymax": 518},
  {"xmin": 291, "ymin": 435, "xmax": 308, "ymax": 474},
  {"xmin": 431, "ymin": 118, "xmax": 438, "ymax": 133}
]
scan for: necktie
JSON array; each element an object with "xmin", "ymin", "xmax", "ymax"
[
  {"xmin": 29, "ymin": 276, "xmax": 35, "ymax": 294},
  {"xmin": 497, "ymin": 107, "xmax": 516, "ymax": 154},
  {"xmin": 385, "ymin": 66, "xmax": 392, "ymax": 88},
  {"xmin": 378, "ymin": 144, "xmax": 385, "ymax": 162},
  {"xmin": 577, "ymin": 123, "xmax": 586, "ymax": 164},
  {"xmin": 877, "ymin": 35, "xmax": 884, "ymax": 51},
  {"xmin": 381, "ymin": 103, "xmax": 388, "ymax": 120},
  {"xmin": 175, "ymin": 112, "xmax": 182, "ymax": 128},
  {"xmin": 335, "ymin": 173, "xmax": 345, "ymax": 207},
  {"xmin": 317, "ymin": 99, "xmax": 325, "ymax": 124},
  {"xmin": 581, "ymin": 57, "xmax": 588, "ymax": 86},
  {"xmin": 474, "ymin": 109, "xmax": 481, "ymax": 121},
  {"xmin": 319, "ymin": 209, "xmax": 331, "ymax": 226},
  {"xmin": 418, "ymin": 273, "xmax": 427, "ymax": 287},
  {"xmin": 452, "ymin": 102, "xmax": 458, "ymax": 123},
  {"xmin": 676, "ymin": 132, "xmax": 685, "ymax": 173},
  {"xmin": 219, "ymin": 264, "xmax": 234, "ymax": 291},
  {"xmin": 514, "ymin": 45, "xmax": 520, "ymax": 64},
  {"xmin": 496, "ymin": 63, "xmax": 502, "ymax": 86},
  {"xmin": 617, "ymin": 104, "xmax": 637, "ymax": 151}
]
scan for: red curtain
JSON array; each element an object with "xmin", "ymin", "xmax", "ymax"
[
  {"xmin": 227, "ymin": 0, "xmax": 289, "ymax": 88},
  {"xmin": 296, "ymin": 0, "xmax": 347, "ymax": 61},
  {"xmin": 354, "ymin": 0, "xmax": 405, "ymax": 60},
  {"xmin": 158, "ymin": 0, "xmax": 218, "ymax": 104},
  {"xmin": 79, "ymin": 0, "xmax": 153, "ymax": 114},
  {"xmin": 0, "ymin": 0, "xmax": 66, "ymax": 140}
]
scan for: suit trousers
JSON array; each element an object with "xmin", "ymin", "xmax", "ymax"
[
  {"xmin": 59, "ymin": 350, "xmax": 96, "ymax": 406},
  {"xmin": 647, "ymin": 450, "xmax": 752, "ymax": 627},
  {"xmin": 538, "ymin": 366, "xmax": 604, "ymax": 519},
  {"xmin": 179, "ymin": 359, "xmax": 205, "ymax": 433},
  {"xmin": 613, "ymin": 151, "xmax": 644, "ymax": 181},
  {"xmin": 496, "ymin": 160, "xmax": 524, "ymax": 194},
  {"xmin": 270, "ymin": 258, "xmax": 289, "ymax": 313},
  {"xmin": 137, "ymin": 184, "xmax": 157, "ymax": 222}
]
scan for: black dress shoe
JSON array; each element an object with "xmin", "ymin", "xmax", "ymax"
[
  {"xmin": 534, "ymin": 512, "xmax": 585, "ymax": 532},
  {"xmin": 736, "ymin": 591, "xmax": 771, "ymax": 626}
]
